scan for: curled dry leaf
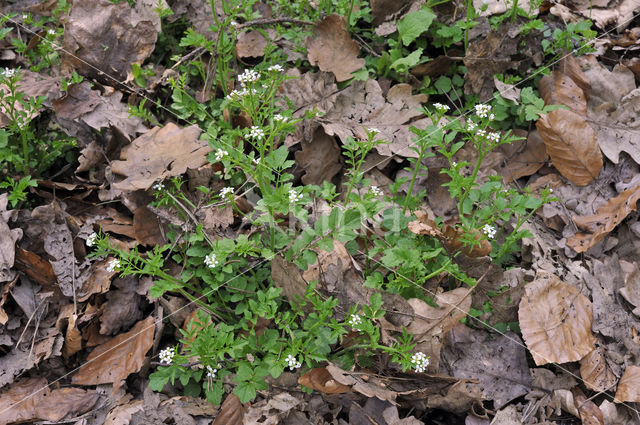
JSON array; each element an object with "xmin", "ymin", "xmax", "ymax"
[
  {"xmin": 0, "ymin": 377, "xmax": 99, "ymax": 424},
  {"xmin": 325, "ymin": 363, "xmax": 399, "ymax": 405},
  {"xmin": 72, "ymin": 316, "xmax": 155, "ymax": 390},
  {"xmin": 567, "ymin": 181, "xmax": 640, "ymax": 253},
  {"xmin": 518, "ymin": 273, "xmax": 595, "ymax": 365},
  {"xmin": 111, "ymin": 123, "xmax": 207, "ymax": 191},
  {"xmin": 212, "ymin": 393, "xmax": 244, "ymax": 425},
  {"xmin": 536, "ymin": 71, "xmax": 602, "ymax": 186},
  {"xmin": 306, "ymin": 14, "xmax": 365, "ymax": 82},
  {"xmin": 579, "ymin": 347, "xmax": 617, "ymax": 392},
  {"xmin": 298, "ymin": 368, "xmax": 352, "ymax": 394},
  {"xmin": 294, "ymin": 127, "xmax": 343, "ymax": 185},
  {"xmin": 614, "ymin": 365, "xmax": 640, "ymax": 403}
]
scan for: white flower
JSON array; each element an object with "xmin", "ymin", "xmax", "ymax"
[
  {"xmin": 206, "ymin": 364, "xmax": 220, "ymax": 378},
  {"xmin": 433, "ymin": 103, "xmax": 450, "ymax": 112},
  {"xmin": 367, "ymin": 127, "xmax": 380, "ymax": 134},
  {"xmin": 474, "ymin": 104, "xmax": 492, "ymax": 118},
  {"xmin": 288, "ymin": 189, "xmax": 302, "ymax": 203},
  {"xmin": 489, "ymin": 113, "xmax": 495, "ymax": 121},
  {"xmin": 476, "ymin": 129, "xmax": 486, "ymax": 137},
  {"xmin": 252, "ymin": 157, "xmax": 261, "ymax": 165},
  {"xmin": 0, "ymin": 68, "xmax": 16, "ymax": 79},
  {"xmin": 370, "ymin": 186, "xmax": 383, "ymax": 198},
  {"xmin": 347, "ymin": 314, "xmax": 363, "ymax": 329},
  {"xmin": 159, "ymin": 347, "xmax": 176, "ymax": 365},
  {"xmin": 22, "ymin": 14, "xmax": 29, "ymax": 20},
  {"xmin": 273, "ymin": 114, "xmax": 287, "ymax": 123},
  {"xmin": 285, "ymin": 354, "xmax": 302, "ymax": 371},
  {"xmin": 220, "ymin": 187, "xmax": 234, "ymax": 198},
  {"xmin": 466, "ymin": 121, "xmax": 477, "ymax": 131},
  {"xmin": 248, "ymin": 126, "xmax": 264, "ymax": 140},
  {"xmin": 86, "ymin": 232, "xmax": 98, "ymax": 247},
  {"xmin": 47, "ymin": 29, "xmax": 55, "ymax": 35},
  {"xmin": 452, "ymin": 161, "xmax": 457, "ymax": 167},
  {"xmin": 267, "ymin": 64, "xmax": 284, "ymax": 72},
  {"xmin": 230, "ymin": 20, "xmax": 239, "ymax": 27},
  {"xmin": 215, "ymin": 148, "xmax": 228, "ymax": 161},
  {"xmin": 549, "ymin": 188, "xmax": 554, "ymax": 193},
  {"xmin": 204, "ymin": 252, "xmax": 219, "ymax": 268},
  {"xmin": 106, "ymin": 258, "xmax": 120, "ymax": 273},
  {"xmin": 237, "ymin": 69, "xmax": 260, "ymax": 87},
  {"xmin": 226, "ymin": 88, "xmax": 250, "ymax": 100},
  {"xmin": 482, "ymin": 224, "xmax": 497, "ymax": 239},
  {"xmin": 488, "ymin": 132, "xmax": 500, "ymax": 142},
  {"xmin": 411, "ymin": 352, "xmax": 429, "ymax": 373},
  {"xmin": 153, "ymin": 182, "xmax": 165, "ymax": 191}
]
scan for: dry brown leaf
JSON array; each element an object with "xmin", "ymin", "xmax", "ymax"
[
  {"xmin": 294, "ymin": 127, "xmax": 343, "ymax": 185},
  {"xmin": 567, "ymin": 182, "xmax": 640, "ymax": 253},
  {"xmin": 325, "ymin": 363, "xmax": 399, "ymax": 404},
  {"xmin": 52, "ymin": 81, "xmax": 101, "ymax": 120},
  {"xmin": 63, "ymin": 0, "xmax": 159, "ymax": 81},
  {"xmin": 13, "ymin": 248, "xmax": 56, "ymax": 291},
  {"xmin": 574, "ymin": 391, "xmax": 605, "ymax": 425},
  {"xmin": 614, "ymin": 366, "xmax": 640, "ymax": 403},
  {"xmin": 77, "ymin": 259, "xmax": 116, "ymax": 301},
  {"xmin": 64, "ymin": 311, "xmax": 83, "ymax": 358},
  {"xmin": 72, "ymin": 315, "xmax": 155, "ymax": 390},
  {"xmin": 536, "ymin": 108, "xmax": 602, "ymax": 186},
  {"xmin": 236, "ymin": 30, "xmax": 268, "ymax": 59},
  {"xmin": 0, "ymin": 377, "xmax": 98, "ymax": 424},
  {"xmin": 100, "ymin": 276, "xmax": 144, "ymax": 335},
  {"xmin": 498, "ymin": 130, "xmax": 548, "ymax": 183},
  {"xmin": 306, "ymin": 14, "xmax": 365, "ymax": 82},
  {"xmin": 80, "ymin": 90, "xmax": 148, "ymax": 141},
  {"xmin": 298, "ymin": 368, "xmax": 353, "ymax": 394},
  {"xmin": 0, "ymin": 70, "xmax": 60, "ymax": 128},
  {"xmin": 536, "ymin": 71, "xmax": 602, "ymax": 186},
  {"xmin": 133, "ymin": 206, "xmax": 167, "ymax": 246},
  {"xmin": 0, "ymin": 195, "xmax": 21, "ymax": 283},
  {"xmin": 111, "ymin": 123, "xmax": 207, "ymax": 191},
  {"xmin": 442, "ymin": 224, "xmax": 492, "ymax": 257},
  {"xmin": 370, "ymin": 0, "xmax": 414, "ymax": 25},
  {"xmin": 579, "ymin": 347, "xmax": 617, "ymax": 392},
  {"xmin": 104, "ymin": 400, "xmax": 144, "ymax": 425},
  {"xmin": 620, "ymin": 260, "xmax": 640, "ymax": 317},
  {"xmin": 270, "ymin": 255, "xmax": 312, "ymax": 314},
  {"xmin": 244, "ymin": 393, "xmax": 301, "ymax": 425},
  {"xmin": 407, "ymin": 287, "xmax": 472, "ymax": 371},
  {"xmin": 212, "ymin": 393, "xmax": 244, "ymax": 425},
  {"xmin": 320, "ymin": 79, "xmax": 428, "ymax": 158},
  {"xmin": 425, "ymin": 381, "xmax": 483, "ymax": 415},
  {"xmin": 518, "ymin": 273, "xmax": 595, "ymax": 365}
]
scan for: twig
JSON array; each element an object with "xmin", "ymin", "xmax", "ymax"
[{"xmin": 237, "ymin": 17, "xmax": 314, "ymax": 30}]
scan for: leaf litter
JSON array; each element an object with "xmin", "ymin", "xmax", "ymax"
[{"xmin": 2, "ymin": 0, "xmax": 640, "ymax": 423}]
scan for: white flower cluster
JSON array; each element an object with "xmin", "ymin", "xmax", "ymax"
[
  {"xmin": 288, "ymin": 189, "xmax": 302, "ymax": 203},
  {"xmin": 433, "ymin": 103, "xmax": 450, "ymax": 112},
  {"xmin": 206, "ymin": 364, "xmax": 220, "ymax": 378},
  {"xmin": 153, "ymin": 182, "xmax": 165, "ymax": 191},
  {"xmin": 0, "ymin": 68, "xmax": 16, "ymax": 79},
  {"xmin": 488, "ymin": 132, "xmax": 500, "ymax": 143},
  {"xmin": 204, "ymin": 252, "xmax": 219, "ymax": 268},
  {"xmin": 474, "ymin": 104, "xmax": 492, "ymax": 119},
  {"xmin": 238, "ymin": 69, "xmax": 260, "ymax": 87},
  {"xmin": 47, "ymin": 29, "xmax": 55, "ymax": 35},
  {"xmin": 159, "ymin": 347, "xmax": 176, "ymax": 365},
  {"xmin": 225, "ymin": 88, "xmax": 258, "ymax": 101},
  {"xmin": 482, "ymin": 224, "xmax": 497, "ymax": 239},
  {"xmin": 411, "ymin": 352, "xmax": 429, "ymax": 373},
  {"xmin": 248, "ymin": 126, "xmax": 264, "ymax": 140},
  {"xmin": 367, "ymin": 127, "xmax": 380, "ymax": 134},
  {"xmin": 273, "ymin": 114, "xmax": 287, "ymax": 123},
  {"xmin": 86, "ymin": 232, "xmax": 98, "ymax": 247},
  {"xmin": 106, "ymin": 258, "xmax": 120, "ymax": 273},
  {"xmin": 347, "ymin": 314, "xmax": 363, "ymax": 329},
  {"xmin": 477, "ymin": 129, "xmax": 486, "ymax": 137},
  {"xmin": 285, "ymin": 354, "xmax": 302, "ymax": 370},
  {"xmin": 214, "ymin": 148, "xmax": 228, "ymax": 161},
  {"xmin": 467, "ymin": 121, "xmax": 477, "ymax": 131},
  {"xmin": 370, "ymin": 186, "xmax": 383, "ymax": 198},
  {"xmin": 220, "ymin": 187, "xmax": 234, "ymax": 198},
  {"xmin": 267, "ymin": 64, "xmax": 284, "ymax": 72}
]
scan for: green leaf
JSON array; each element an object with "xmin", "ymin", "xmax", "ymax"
[
  {"xmin": 390, "ymin": 48, "xmax": 423, "ymax": 73},
  {"xmin": 234, "ymin": 381, "xmax": 257, "ymax": 403},
  {"xmin": 398, "ymin": 8, "xmax": 436, "ymax": 46}
]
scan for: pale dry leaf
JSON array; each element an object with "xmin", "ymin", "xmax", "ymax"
[
  {"xmin": 325, "ymin": 363, "xmax": 399, "ymax": 405},
  {"xmin": 425, "ymin": 381, "xmax": 483, "ymax": 415},
  {"xmin": 620, "ymin": 260, "xmax": 640, "ymax": 317},
  {"xmin": 72, "ymin": 315, "xmax": 155, "ymax": 390},
  {"xmin": 370, "ymin": 0, "xmax": 414, "ymax": 25},
  {"xmin": 498, "ymin": 130, "xmax": 548, "ymax": 183},
  {"xmin": 567, "ymin": 181, "xmax": 640, "ymax": 253},
  {"xmin": 298, "ymin": 368, "xmax": 352, "ymax": 394},
  {"xmin": 614, "ymin": 365, "xmax": 640, "ymax": 402},
  {"xmin": 575, "ymin": 391, "xmax": 605, "ymax": 425},
  {"xmin": 294, "ymin": 127, "xmax": 343, "ymax": 185},
  {"xmin": 111, "ymin": 123, "xmax": 207, "ymax": 191},
  {"xmin": 212, "ymin": 393, "xmax": 244, "ymax": 425},
  {"xmin": 104, "ymin": 400, "xmax": 144, "ymax": 425},
  {"xmin": 407, "ymin": 287, "xmax": 472, "ymax": 371},
  {"xmin": 236, "ymin": 30, "xmax": 268, "ymax": 59},
  {"xmin": 579, "ymin": 347, "xmax": 617, "ymax": 392},
  {"xmin": 382, "ymin": 406, "xmax": 425, "ymax": 425},
  {"xmin": 76, "ymin": 141, "xmax": 104, "ymax": 173},
  {"xmin": 319, "ymin": 79, "xmax": 428, "ymax": 158},
  {"xmin": 133, "ymin": 206, "xmax": 167, "ymax": 246},
  {"xmin": 63, "ymin": 0, "xmax": 159, "ymax": 81},
  {"xmin": 52, "ymin": 81, "xmax": 101, "ymax": 120},
  {"xmin": 80, "ymin": 90, "xmax": 148, "ymax": 141},
  {"xmin": 64, "ymin": 312, "xmax": 83, "ymax": 358},
  {"xmin": 0, "ymin": 377, "xmax": 99, "ymax": 424},
  {"xmin": 270, "ymin": 255, "xmax": 312, "ymax": 314},
  {"xmin": 306, "ymin": 14, "xmax": 365, "ymax": 82},
  {"xmin": 77, "ymin": 259, "xmax": 116, "ymax": 302},
  {"xmin": 100, "ymin": 276, "xmax": 144, "ymax": 335},
  {"xmin": 494, "ymin": 77, "xmax": 521, "ymax": 104},
  {"xmin": 518, "ymin": 273, "xmax": 595, "ymax": 365},
  {"xmin": 244, "ymin": 393, "xmax": 301, "ymax": 425},
  {"xmin": 0, "ymin": 194, "xmax": 22, "ymax": 283}
]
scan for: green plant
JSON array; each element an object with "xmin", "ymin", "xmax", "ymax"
[{"xmin": 0, "ymin": 176, "xmax": 37, "ymax": 208}]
